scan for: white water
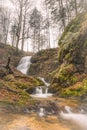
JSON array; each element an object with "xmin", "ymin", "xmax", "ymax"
[
  {"xmin": 17, "ymin": 56, "xmax": 32, "ymax": 74},
  {"xmin": 31, "ymin": 86, "xmax": 52, "ymax": 98},
  {"xmin": 17, "ymin": 56, "xmax": 52, "ymax": 98},
  {"xmin": 31, "ymin": 77, "xmax": 52, "ymax": 98},
  {"xmin": 60, "ymin": 106, "xmax": 87, "ymax": 130},
  {"xmin": 39, "ymin": 77, "xmax": 50, "ymax": 87},
  {"xmin": 38, "ymin": 108, "xmax": 45, "ymax": 117}
]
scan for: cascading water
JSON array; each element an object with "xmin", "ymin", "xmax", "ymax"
[
  {"xmin": 60, "ymin": 106, "xmax": 87, "ymax": 130},
  {"xmin": 31, "ymin": 77, "xmax": 52, "ymax": 98},
  {"xmin": 39, "ymin": 77, "xmax": 50, "ymax": 87},
  {"xmin": 38, "ymin": 108, "xmax": 45, "ymax": 117},
  {"xmin": 31, "ymin": 86, "xmax": 52, "ymax": 98},
  {"xmin": 36, "ymin": 87, "xmax": 43, "ymax": 94},
  {"xmin": 17, "ymin": 56, "xmax": 52, "ymax": 98},
  {"xmin": 17, "ymin": 56, "xmax": 32, "ymax": 74}
]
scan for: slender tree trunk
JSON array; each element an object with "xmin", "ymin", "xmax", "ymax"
[
  {"xmin": 21, "ymin": 6, "xmax": 26, "ymax": 51},
  {"xmin": 12, "ymin": 34, "xmax": 15, "ymax": 47},
  {"xmin": 65, "ymin": 0, "xmax": 71, "ymax": 23},
  {"xmin": 48, "ymin": 25, "xmax": 51, "ymax": 48},
  {"xmin": 38, "ymin": 27, "xmax": 41, "ymax": 51},
  {"xmin": 21, "ymin": 20, "xmax": 25, "ymax": 51},
  {"xmin": 75, "ymin": 0, "xmax": 78, "ymax": 16},
  {"xmin": 46, "ymin": 5, "xmax": 51, "ymax": 48},
  {"xmin": 33, "ymin": 29, "xmax": 36, "ymax": 53},
  {"xmin": 16, "ymin": 0, "xmax": 23, "ymax": 51},
  {"xmin": 59, "ymin": 0, "xmax": 66, "ymax": 30},
  {"xmin": 16, "ymin": 35, "xmax": 20, "ymax": 50},
  {"xmin": 27, "ymin": 42, "xmax": 28, "ymax": 52}
]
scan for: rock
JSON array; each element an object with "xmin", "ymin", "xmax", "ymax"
[
  {"xmin": 50, "ymin": 13, "xmax": 87, "ymax": 97},
  {"xmin": 28, "ymin": 48, "xmax": 59, "ymax": 81}
]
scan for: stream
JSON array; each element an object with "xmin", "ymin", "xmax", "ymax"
[
  {"xmin": 1, "ymin": 56, "xmax": 86, "ymax": 130},
  {"xmin": 1, "ymin": 104, "xmax": 87, "ymax": 130}
]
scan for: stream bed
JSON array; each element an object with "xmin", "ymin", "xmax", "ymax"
[
  {"xmin": 0, "ymin": 98, "xmax": 87, "ymax": 130},
  {"xmin": 0, "ymin": 113, "xmax": 79, "ymax": 130}
]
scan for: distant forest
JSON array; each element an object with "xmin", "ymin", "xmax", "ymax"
[{"xmin": 0, "ymin": 0, "xmax": 86, "ymax": 52}]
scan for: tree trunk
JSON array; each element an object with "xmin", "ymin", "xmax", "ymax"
[
  {"xmin": 21, "ymin": 6, "xmax": 26, "ymax": 51},
  {"xmin": 16, "ymin": 0, "xmax": 23, "ymax": 51},
  {"xmin": 33, "ymin": 29, "xmax": 36, "ymax": 53},
  {"xmin": 12, "ymin": 34, "xmax": 15, "ymax": 47},
  {"xmin": 75, "ymin": 0, "xmax": 78, "ymax": 16}
]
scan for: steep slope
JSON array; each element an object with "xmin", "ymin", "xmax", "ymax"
[
  {"xmin": 0, "ymin": 43, "xmax": 43, "ymax": 108},
  {"xmin": 50, "ymin": 13, "xmax": 87, "ymax": 97},
  {"xmin": 0, "ymin": 42, "xmax": 33, "ymax": 66}
]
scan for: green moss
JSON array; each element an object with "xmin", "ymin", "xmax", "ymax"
[
  {"xmin": 84, "ymin": 40, "xmax": 87, "ymax": 47},
  {"xmin": 0, "ymin": 81, "xmax": 4, "ymax": 88},
  {"xmin": 4, "ymin": 75, "xmax": 15, "ymax": 82},
  {"xmin": 59, "ymin": 13, "xmax": 86, "ymax": 45},
  {"xmin": 71, "ymin": 76, "xmax": 78, "ymax": 84},
  {"xmin": 51, "ymin": 13, "xmax": 87, "ymax": 97},
  {"xmin": 55, "ymin": 64, "xmax": 76, "ymax": 83},
  {"xmin": 34, "ymin": 78, "xmax": 44, "ymax": 86},
  {"xmin": 61, "ymin": 79, "xmax": 87, "ymax": 97}
]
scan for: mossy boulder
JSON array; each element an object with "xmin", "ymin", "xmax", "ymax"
[
  {"xmin": 52, "ymin": 64, "xmax": 77, "ymax": 87},
  {"xmin": 51, "ymin": 13, "xmax": 87, "ymax": 97},
  {"xmin": 61, "ymin": 78, "xmax": 87, "ymax": 98}
]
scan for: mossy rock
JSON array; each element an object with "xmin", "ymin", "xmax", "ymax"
[
  {"xmin": 61, "ymin": 78, "xmax": 87, "ymax": 97},
  {"xmin": 52, "ymin": 64, "xmax": 77, "ymax": 87},
  {"xmin": 4, "ymin": 74, "xmax": 15, "ymax": 82},
  {"xmin": 51, "ymin": 13, "xmax": 87, "ymax": 96}
]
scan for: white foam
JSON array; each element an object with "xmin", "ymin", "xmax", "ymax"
[
  {"xmin": 17, "ymin": 56, "xmax": 32, "ymax": 74},
  {"xmin": 60, "ymin": 106, "xmax": 87, "ymax": 130}
]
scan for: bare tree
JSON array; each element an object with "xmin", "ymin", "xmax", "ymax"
[
  {"xmin": 11, "ymin": 0, "xmax": 33, "ymax": 52},
  {"xmin": 0, "ymin": 6, "xmax": 11, "ymax": 45}
]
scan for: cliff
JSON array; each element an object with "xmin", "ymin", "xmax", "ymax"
[{"xmin": 50, "ymin": 13, "xmax": 87, "ymax": 98}]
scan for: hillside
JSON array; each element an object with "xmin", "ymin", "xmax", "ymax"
[
  {"xmin": 50, "ymin": 13, "xmax": 87, "ymax": 98},
  {"xmin": 28, "ymin": 48, "xmax": 59, "ymax": 80},
  {"xmin": 0, "ymin": 43, "xmax": 34, "ymax": 67},
  {"xmin": 0, "ymin": 43, "xmax": 43, "ymax": 109}
]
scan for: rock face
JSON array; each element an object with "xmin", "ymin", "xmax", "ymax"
[
  {"xmin": 28, "ymin": 48, "xmax": 59, "ymax": 80},
  {"xmin": 50, "ymin": 13, "xmax": 87, "ymax": 97}
]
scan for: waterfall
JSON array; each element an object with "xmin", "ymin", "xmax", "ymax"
[
  {"xmin": 36, "ymin": 87, "xmax": 43, "ymax": 94},
  {"xmin": 31, "ymin": 79, "xmax": 52, "ymax": 98},
  {"xmin": 30, "ymin": 77, "xmax": 52, "ymax": 98},
  {"xmin": 17, "ymin": 56, "xmax": 52, "ymax": 98},
  {"xmin": 45, "ymin": 88, "xmax": 48, "ymax": 94},
  {"xmin": 17, "ymin": 56, "xmax": 32, "ymax": 74},
  {"xmin": 39, "ymin": 77, "xmax": 50, "ymax": 87}
]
